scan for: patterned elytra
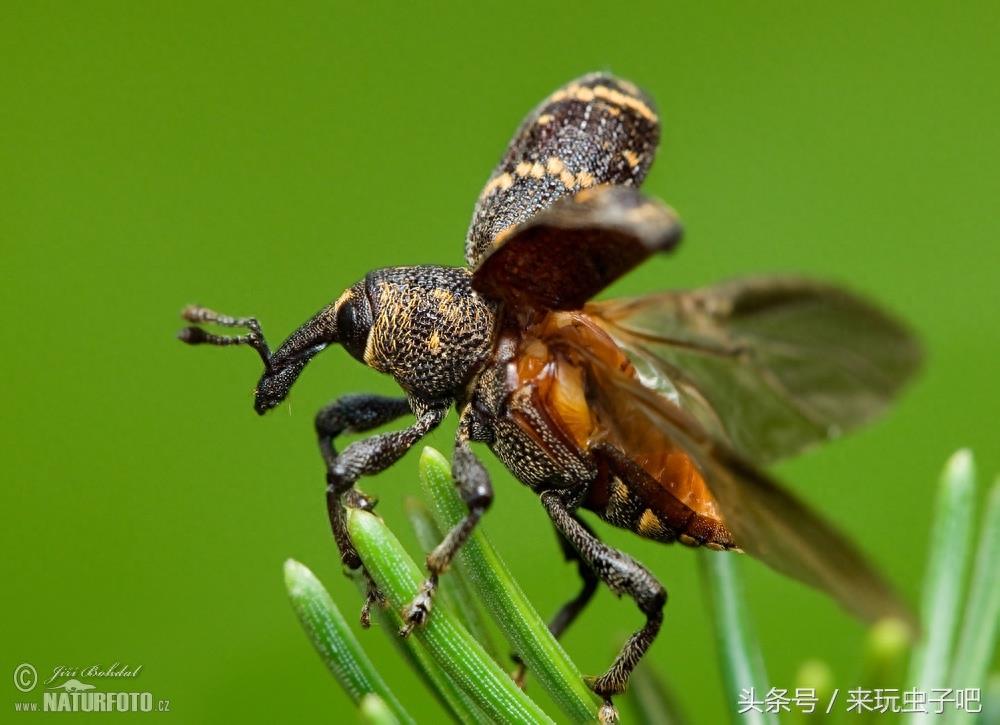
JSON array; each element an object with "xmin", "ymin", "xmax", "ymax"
[{"xmin": 466, "ymin": 73, "xmax": 660, "ymax": 268}]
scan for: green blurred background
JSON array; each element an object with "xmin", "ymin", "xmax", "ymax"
[{"xmin": 3, "ymin": 2, "xmax": 998, "ymax": 722}]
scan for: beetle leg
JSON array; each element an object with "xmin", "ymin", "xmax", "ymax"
[
  {"xmin": 316, "ymin": 393, "xmax": 413, "ymax": 503},
  {"xmin": 321, "ymin": 401, "xmax": 446, "ymax": 625},
  {"xmin": 401, "ymin": 407, "xmax": 493, "ymax": 635},
  {"xmin": 511, "ymin": 515, "xmax": 600, "ymax": 686},
  {"xmin": 541, "ymin": 489, "xmax": 667, "ymax": 706},
  {"xmin": 314, "ymin": 393, "xmax": 415, "ymax": 623},
  {"xmin": 323, "ymin": 402, "xmax": 445, "ymax": 564},
  {"xmin": 548, "ymin": 515, "xmax": 601, "ymax": 639}
]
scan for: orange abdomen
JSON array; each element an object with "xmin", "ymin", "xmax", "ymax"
[{"xmin": 511, "ymin": 311, "xmax": 736, "ymax": 549}]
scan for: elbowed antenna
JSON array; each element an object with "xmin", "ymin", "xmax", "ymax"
[
  {"xmin": 178, "ymin": 302, "xmax": 341, "ymax": 414},
  {"xmin": 179, "ymin": 305, "xmax": 273, "ymax": 370}
]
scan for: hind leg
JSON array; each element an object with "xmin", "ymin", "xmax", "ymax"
[
  {"xmin": 511, "ymin": 514, "xmax": 600, "ymax": 687},
  {"xmin": 541, "ymin": 490, "xmax": 666, "ymax": 711},
  {"xmin": 548, "ymin": 515, "xmax": 601, "ymax": 640}
]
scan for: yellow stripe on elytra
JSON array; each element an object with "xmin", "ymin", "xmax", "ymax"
[
  {"xmin": 548, "ymin": 82, "xmax": 657, "ymax": 123},
  {"xmin": 479, "ymin": 172, "xmax": 514, "ymax": 199},
  {"xmin": 478, "ymin": 79, "xmax": 653, "ymax": 201},
  {"xmin": 479, "ymin": 154, "xmax": 596, "ymax": 199},
  {"xmin": 622, "ymin": 149, "xmax": 642, "ymax": 168}
]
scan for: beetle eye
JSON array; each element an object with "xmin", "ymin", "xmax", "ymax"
[{"xmin": 336, "ymin": 292, "xmax": 372, "ymax": 362}]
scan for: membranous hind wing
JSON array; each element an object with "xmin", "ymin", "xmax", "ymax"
[
  {"xmin": 467, "ymin": 74, "xmax": 680, "ymax": 309},
  {"xmin": 542, "ymin": 312, "xmax": 914, "ymax": 627},
  {"xmin": 586, "ymin": 278, "xmax": 922, "ymax": 465}
]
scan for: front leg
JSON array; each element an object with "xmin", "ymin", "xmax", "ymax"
[
  {"xmin": 315, "ymin": 394, "xmax": 413, "ymax": 568},
  {"xmin": 541, "ymin": 490, "xmax": 666, "ymax": 711},
  {"xmin": 316, "ymin": 394, "xmax": 412, "ymax": 511},
  {"xmin": 401, "ymin": 405, "xmax": 493, "ymax": 635},
  {"xmin": 321, "ymin": 401, "xmax": 445, "ymax": 586}
]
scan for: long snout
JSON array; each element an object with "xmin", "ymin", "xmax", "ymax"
[{"xmin": 253, "ymin": 344, "xmax": 326, "ymax": 414}]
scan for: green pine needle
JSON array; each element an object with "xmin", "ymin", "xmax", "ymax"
[
  {"xmin": 418, "ymin": 446, "xmax": 600, "ymax": 723},
  {"xmin": 908, "ymin": 450, "xmax": 976, "ymax": 703},
  {"xmin": 946, "ymin": 474, "xmax": 1000, "ymax": 724},
  {"xmin": 403, "ymin": 496, "xmax": 501, "ymax": 663},
  {"xmin": 348, "ymin": 507, "xmax": 555, "ymax": 724},
  {"xmin": 699, "ymin": 550, "xmax": 777, "ymax": 725},
  {"xmin": 349, "ymin": 569, "xmax": 490, "ymax": 724},
  {"xmin": 283, "ymin": 559, "xmax": 414, "ymax": 724},
  {"xmin": 359, "ymin": 694, "xmax": 402, "ymax": 725}
]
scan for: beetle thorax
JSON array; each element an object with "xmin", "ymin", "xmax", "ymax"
[{"xmin": 360, "ymin": 266, "xmax": 499, "ymax": 402}]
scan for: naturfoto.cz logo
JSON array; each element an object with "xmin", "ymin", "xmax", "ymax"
[{"xmin": 12, "ymin": 663, "xmax": 169, "ymax": 714}]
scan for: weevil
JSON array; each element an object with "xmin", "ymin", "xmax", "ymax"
[{"xmin": 180, "ymin": 73, "xmax": 921, "ymax": 713}]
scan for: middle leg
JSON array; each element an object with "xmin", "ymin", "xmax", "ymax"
[{"xmin": 401, "ymin": 405, "xmax": 494, "ymax": 635}]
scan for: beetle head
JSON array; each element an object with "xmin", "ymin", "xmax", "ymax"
[{"xmin": 180, "ymin": 266, "xmax": 496, "ymax": 413}]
